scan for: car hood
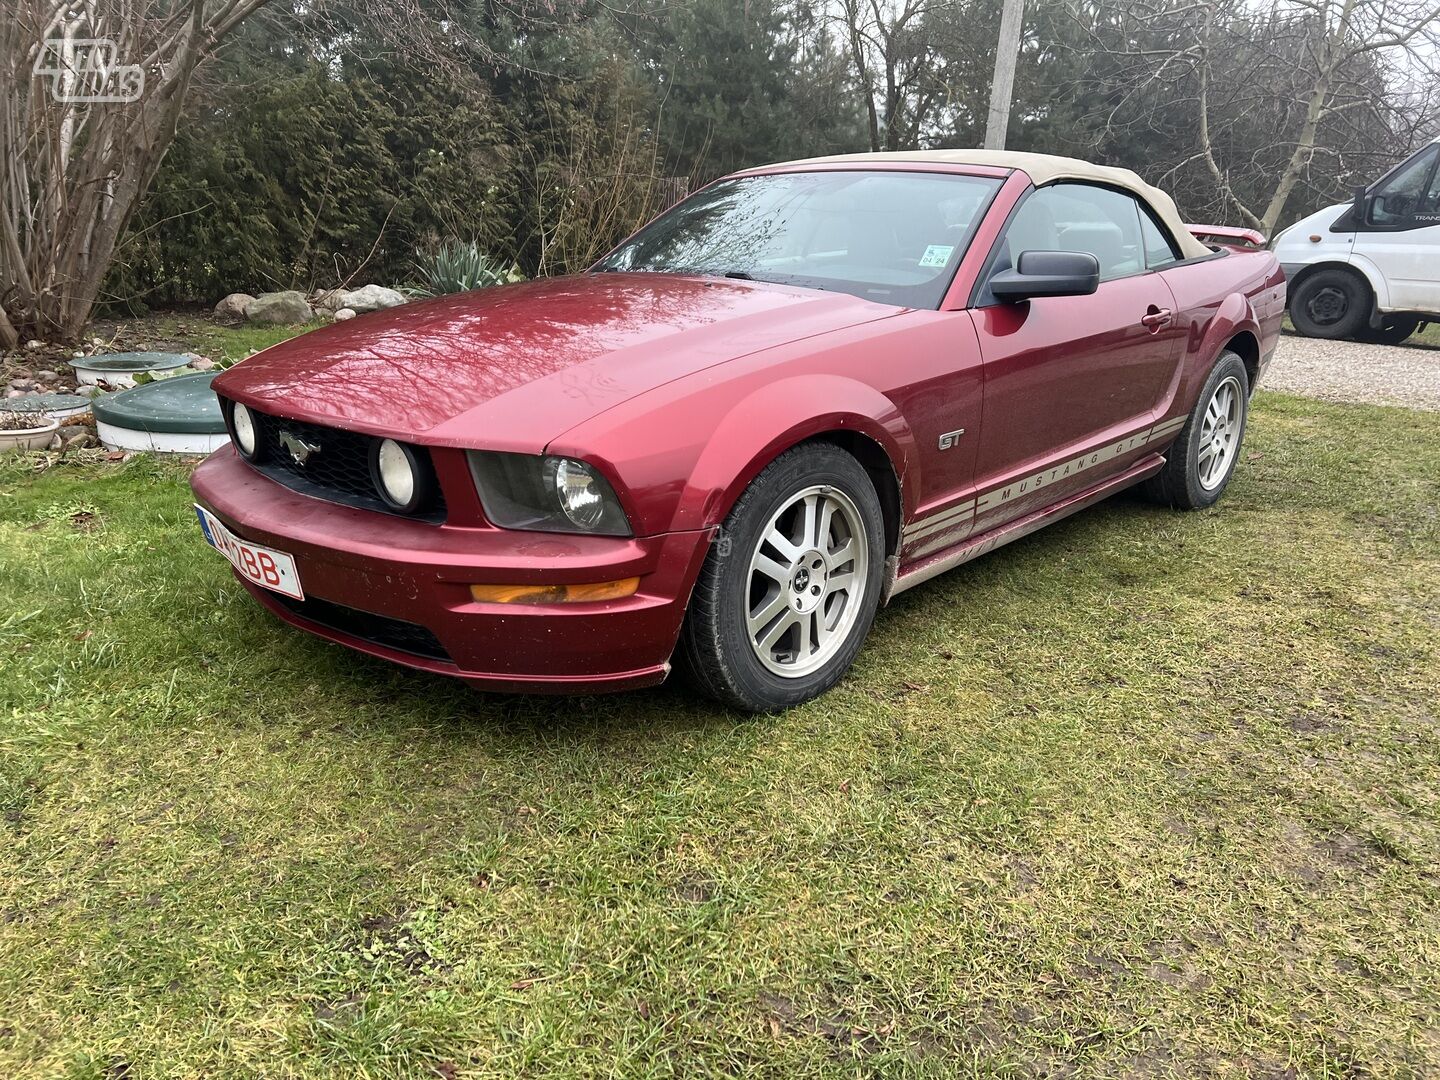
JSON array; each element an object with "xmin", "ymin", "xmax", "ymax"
[
  {"xmin": 1273, "ymin": 202, "xmax": 1350, "ymax": 252},
  {"xmin": 214, "ymin": 274, "xmax": 900, "ymax": 451}
]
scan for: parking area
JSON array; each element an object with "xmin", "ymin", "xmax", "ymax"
[{"xmin": 1265, "ymin": 329, "xmax": 1440, "ymax": 410}]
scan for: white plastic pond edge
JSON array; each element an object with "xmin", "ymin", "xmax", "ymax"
[
  {"xmin": 97, "ymin": 421, "xmax": 231, "ymax": 455},
  {"xmin": 76, "ymin": 369, "xmax": 137, "ymax": 388},
  {"xmin": 0, "ymin": 416, "xmax": 60, "ymax": 451}
]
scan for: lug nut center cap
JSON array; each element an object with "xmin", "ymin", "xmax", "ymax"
[{"xmin": 791, "ymin": 550, "xmax": 828, "ymax": 612}]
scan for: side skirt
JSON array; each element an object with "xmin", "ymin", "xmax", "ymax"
[{"xmin": 888, "ymin": 453, "xmax": 1166, "ymax": 598}]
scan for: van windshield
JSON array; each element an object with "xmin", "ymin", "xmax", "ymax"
[{"xmin": 593, "ymin": 171, "xmax": 1003, "ymax": 309}]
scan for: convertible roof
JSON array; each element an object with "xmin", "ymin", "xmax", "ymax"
[{"xmin": 766, "ymin": 149, "xmax": 1213, "ymax": 260}]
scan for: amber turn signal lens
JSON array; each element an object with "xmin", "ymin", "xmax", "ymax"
[{"xmin": 469, "ymin": 577, "xmax": 640, "ymax": 604}]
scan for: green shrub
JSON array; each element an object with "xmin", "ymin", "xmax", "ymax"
[{"xmin": 412, "ymin": 241, "xmax": 523, "ymax": 296}]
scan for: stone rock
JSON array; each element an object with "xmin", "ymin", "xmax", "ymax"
[
  {"xmin": 245, "ymin": 290, "xmax": 313, "ymax": 325},
  {"xmin": 333, "ymin": 307, "xmax": 357, "ymax": 322},
  {"xmin": 5, "ymin": 389, "xmax": 22, "ymax": 398},
  {"xmin": 314, "ymin": 289, "xmax": 347, "ymax": 312},
  {"xmin": 338, "ymin": 284, "xmax": 406, "ymax": 313},
  {"xmin": 188, "ymin": 357, "xmax": 216, "ymax": 371},
  {"xmin": 48, "ymin": 434, "xmax": 63, "ymax": 451},
  {"xmin": 214, "ymin": 292, "xmax": 256, "ymax": 319},
  {"xmin": 9, "ymin": 379, "xmax": 35, "ymax": 391},
  {"xmin": 36, "ymin": 370, "xmax": 59, "ymax": 382},
  {"xmin": 25, "ymin": 340, "xmax": 44, "ymax": 350},
  {"xmin": 75, "ymin": 384, "xmax": 103, "ymax": 397}
]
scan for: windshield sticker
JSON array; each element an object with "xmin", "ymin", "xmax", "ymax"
[{"xmin": 919, "ymin": 244, "xmax": 954, "ymax": 268}]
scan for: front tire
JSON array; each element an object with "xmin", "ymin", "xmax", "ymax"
[
  {"xmin": 1142, "ymin": 351, "xmax": 1250, "ymax": 510},
  {"xmin": 1290, "ymin": 268, "xmax": 1370, "ymax": 339},
  {"xmin": 679, "ymin": 443, "xmax": 885, "ymax": 713}
]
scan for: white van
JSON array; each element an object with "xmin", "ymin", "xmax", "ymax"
[{"xmin": 1273, "ymin": 137, "xmax": 1439, "ymax": 344}]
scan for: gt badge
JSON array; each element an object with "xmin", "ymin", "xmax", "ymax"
[{"xmin": 938, "ymin": 428, "xmax": 965, "ymax": 451}]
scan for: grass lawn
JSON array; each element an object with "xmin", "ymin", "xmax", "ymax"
[{"xmin": 1, "ymin": 392, "xmax": 1438, "ymax": 1078}]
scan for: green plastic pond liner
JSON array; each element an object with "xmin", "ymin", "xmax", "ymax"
[
  {"xmin": 0, "ymin": 393, "xmax": 91, "ymax": 419},
  {"xmin": 92, "ymin": 372, "xmax": 226, "ymax": 434},
  {"xmin": 69, "ymin": 351, "xmax": 191, "ymax": 378}
]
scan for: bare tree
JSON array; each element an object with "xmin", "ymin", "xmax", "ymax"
[
  {"xmin": 0, "ymin": 0, "xmax": 583, "ymax": 347},
  {"xmin": 1064, "ymin": 0, "xmax": 1440, "ymax": 234},
  {"xmin": 832, "ymin": 0, "xmax": 960, "ymax": 151}
]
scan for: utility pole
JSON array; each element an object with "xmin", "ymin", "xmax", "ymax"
[{"xmin": 984, "ymin": 0, "xmax": 1025, "ymax": 150}]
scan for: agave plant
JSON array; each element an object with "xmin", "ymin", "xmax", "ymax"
[{"xmin": 413, "ymin": 241, "xmax": 523, "ymax": 297}]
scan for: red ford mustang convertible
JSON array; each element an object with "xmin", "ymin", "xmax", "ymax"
[{"xmin": 192, "ymin": 150, "xmax": 1285, "ymax": 711}]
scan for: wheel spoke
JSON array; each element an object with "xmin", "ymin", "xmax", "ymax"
[
  {"xmin": 827, "ymin": 570, "xmax": 856, "ymax": 594},
  {"xmin": 817, "ymin": 496, "xmax": 837, "ymax": 549},
  {"xmin": 829, "ymin": 538, "xmax": 856, "ymax": 568},
  {"xmin": 800, "ymin": 495, "xmax": 819, "ymax": 550},
  {"xmin": 764, "ymin": 525, "xmax": 800, "ymax": 563},
  {"xmin": 751, "ymin": 550, "xmax": 791, "ymax": 585},
  {"xmin": 747, "ymin": 591, "xmax": 789, "ymax": 634},
  {"xmin": 758, "ymin": 609, "xmax": 799, "ymax": 653},
  {"xmin": 812, "ymin": 610, "xmax": 832, "ymax": 647},
  {"xmin": 794, "ymin": 609, "xmax": 812, "ymax": 657}
]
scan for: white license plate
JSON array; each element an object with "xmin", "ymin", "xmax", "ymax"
[{"xmin": 195, "ymin": 504, "xmax": 304, "ymax": 600}]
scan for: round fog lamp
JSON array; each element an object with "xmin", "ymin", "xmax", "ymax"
[
  {"xmin": 372, "ymin": 438, "xmax": 423, "ymax": 512},
  {"xmin": 231, "ymin": 402, "xmax": 258, "ymax": 458},
  {"xmin": 552, "ymin": 458, "xmax": 605, "ymax": 529}
]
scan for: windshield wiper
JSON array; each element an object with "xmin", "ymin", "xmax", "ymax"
[{"xmin": 722, "ymin": 270, "xmax": 755, "ymax": 280}]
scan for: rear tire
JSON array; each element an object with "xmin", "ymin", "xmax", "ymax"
[
  {"xmin": 1355, "ymin": 315, "xmax": 1419, "ymax": 346},
  {"xmin": 1142, "ymin": 351, "xmax": 1250, "ymax": 510},
  {"xmin": 679, "ymin": 443, "xmax": 885, "ymax": 713},
  {"xmin": 1290, "ymin": 269, "xmax": 1370, "ymax": 339}
]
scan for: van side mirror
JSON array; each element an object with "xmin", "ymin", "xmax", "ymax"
[
  {"xmin": 1353, "ymin": 185, "xmax": 1370, "ymax": 224},
  {"xmin": 990, "ymin": 250, "xmax": 1101, "ymax": 302}
]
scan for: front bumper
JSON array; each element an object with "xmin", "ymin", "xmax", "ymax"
[{"xmin": 191, "ymin": 447, "xmax": 713, "ymax": 693}]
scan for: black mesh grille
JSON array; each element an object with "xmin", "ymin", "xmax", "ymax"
[
  {"xmin": 270, "ymin": 594, "xmax": 451, "ymax": 662},
  {"xmin": 233, "ymin": 405, "xmax": 446, "ymax": 523}
]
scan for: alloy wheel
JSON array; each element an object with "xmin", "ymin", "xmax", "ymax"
[
  {"xmin": 1197, "ymin": 375, "xmax": 1243, "ymax": 491},
  {"xmin": 745, "ymin": 485, "xmax": 869, "ymax": 678}
]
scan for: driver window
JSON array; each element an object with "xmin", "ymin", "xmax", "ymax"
[
  {"xmin": 1367, "ymin": 147, "xmax": 1439, "ymax": 227},
  {"xmin": 992, "ymin": 183, "xmax": 1146, "ymax": 284}
]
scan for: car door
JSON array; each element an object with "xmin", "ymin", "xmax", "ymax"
[
  {"xmin": 968, "ymin": 182, "xmax": 1186, "ymax": 530},
  {"xmin": 1353, "ymin": 143, "xmax": 1440, "ymax": 314}
]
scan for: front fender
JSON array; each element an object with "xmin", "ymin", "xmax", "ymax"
[{"xmin": 674, "ymin": 375, "xmax": 915, "ymax": 534}]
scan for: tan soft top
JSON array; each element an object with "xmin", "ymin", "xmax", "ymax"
[{"xmin": 763, "ymin": 149, "xmax": 1212, "ymax": 261}]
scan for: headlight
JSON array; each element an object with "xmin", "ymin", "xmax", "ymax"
[
  {"xmin": 370, "ymin": 438, "xmax": 430, "ymax": 513},
  {"xmin": 231, "ymin": 402, "xmax": 259, "ymax": 459},
  {"xmin": 468, "ymin": 452, "xmax": 630, "ymax": 536}
]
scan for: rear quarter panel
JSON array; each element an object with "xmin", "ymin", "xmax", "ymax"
[{"xmin": 1160, "ymin": 250, "xmax": 1286, "ymax": 407}]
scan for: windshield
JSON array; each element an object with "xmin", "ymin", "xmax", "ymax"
[{"xmin": 593, "ymin": 170, "xmax": 1003, "ymax": 308}]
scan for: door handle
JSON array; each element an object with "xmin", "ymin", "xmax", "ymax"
[{"xmin": 1141, "ymin": 307, "xmax": 1173, "ymax": 330}]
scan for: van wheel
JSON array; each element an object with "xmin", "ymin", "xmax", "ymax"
[
  {"xmin": 1142, "ymin": 352, "xmax": 1250, "ymax": 510},
  {"xmin": 1356, "ymin": 315, "xmax": 1419, "ymax": 346},
  {"xmin": 1290, "ymin": 269, "xmax": 1369, "ymax": 339},
  {"xmin": 679, "ymin": 443, "xmax": 884, "ymax": 713}
]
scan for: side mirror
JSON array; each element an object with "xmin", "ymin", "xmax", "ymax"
[
  {"xmin": 1353, "ymin": 185, "xmax": 1371, "ymax": 225},
  {"xmin": 990, "ymin": 250, "xmax": 1101, "ymax": 302}
]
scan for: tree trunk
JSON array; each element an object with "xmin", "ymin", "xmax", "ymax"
[{"xmin": 0, "ymin": 0, "xmax": 258, "ymax": 345}]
